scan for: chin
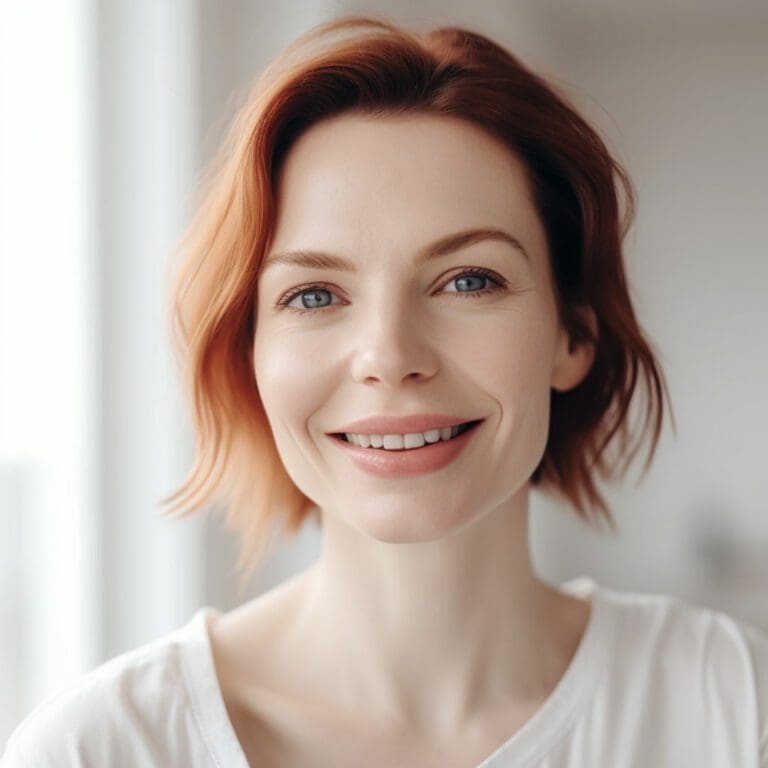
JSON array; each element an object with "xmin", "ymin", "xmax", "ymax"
[{"xmin": 343, "ymin": 504, "xmax": 473, "ymax": 543}]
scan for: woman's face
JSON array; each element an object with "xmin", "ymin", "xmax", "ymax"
[{"xmin": 254, "ymin": 112, "xmax": 583, "ymax": 541}]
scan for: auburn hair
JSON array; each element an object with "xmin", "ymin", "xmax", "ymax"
[{"xmin": 161, "ymin": 14, "xmax": 672, "ymax": 588}]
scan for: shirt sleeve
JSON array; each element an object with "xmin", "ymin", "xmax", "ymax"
[
  {"xmin": 1, "ymin": 732, "xmax": 30, "ymax": 767},
  {"xmin": 740, "ymin": 620, "xmax": 768, "ymax": 768},
  {"xmin": 1, "ymin": 695, "xmax": 83, "ymax": 768},
  {"xmin": 1, "ymin": 680, "xmax": 164, "ymax": 767}
]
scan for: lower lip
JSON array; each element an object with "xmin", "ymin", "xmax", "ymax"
[{"xmin": 326, "ymin": 421, "xmax": 483, "ymax": 478}]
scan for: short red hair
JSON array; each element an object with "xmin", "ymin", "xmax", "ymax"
[{"xmin": 162, "ymin": 15, "xmax": 672, "ymax": 586}]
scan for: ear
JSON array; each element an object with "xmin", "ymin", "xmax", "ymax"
[{"xmin": 551, "ymin": 306, "xmax": 598, "ymax": 393}]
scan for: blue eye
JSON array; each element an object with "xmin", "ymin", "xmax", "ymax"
[
  {"xmin": 286, "ymin": 288, "xmax": 337, "ymax": 311},
  {"xmin": 446, "ymin": 271, "xmax": 499, "ymax": 294},
  {"xmin": 278, "ymin": 267, "xmax": 506, "ymax": 315}
]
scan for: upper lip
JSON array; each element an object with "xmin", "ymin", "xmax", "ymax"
[{"xmin": 329, "ymin": 413, "xmax": 482, "ymax": 435}]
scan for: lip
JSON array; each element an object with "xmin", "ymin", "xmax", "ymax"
[
  {"xmin": 327, "ymin": 419, "xmax": 483, "ymax": 478},
  {"xmin": 328, "ymin": 413, "xmax": 480, "ymax": 436}
]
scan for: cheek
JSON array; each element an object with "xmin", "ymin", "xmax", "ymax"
[
  {"xmin": 252, "ymin": 328, "xmax": 329, "ymax": 435},
  {"xmin": 252, "ymin": 330, "xmax": 335, "ymax": 502},
  {"xmin": 459, "ymin": 311, "xmax": 555, "ymax": 463},
  {"xmin": 452, "ymin": 308, "xmax": 555, "ymax": 394}
]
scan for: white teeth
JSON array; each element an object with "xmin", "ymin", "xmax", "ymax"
[
  {"xmin": 344, "ymin": 424, "xmax": 464, "ymax": 450},
  {"xmin": 383, "ymin": 434, "xmax": 406, "ymax": 449},
  {"xmin": 403, "ymin": 433, "xmax": 425, "ymax": 449}
]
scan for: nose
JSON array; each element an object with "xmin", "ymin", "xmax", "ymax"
[{"xmin": 348, "ymin": 296, "xmax": 439, "ymax": 387}]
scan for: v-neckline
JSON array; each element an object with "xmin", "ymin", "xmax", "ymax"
[
  {"xmin": 474, "ymin": 576, "xmax": 611, "ymax": 766},
  {"xmin": 180, "ymin": 576, "xmax": 611, "ymax": 768}
]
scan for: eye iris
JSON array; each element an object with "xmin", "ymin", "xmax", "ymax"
[
  {"xmin": 456, "ymin": 275, "xmax": 485, "ymax": 292},
  {"xmin": 302, "ymin": 289, "xmax": 331, "ymax": 308}
]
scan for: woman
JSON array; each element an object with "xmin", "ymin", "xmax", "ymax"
[{"xmin": 3, "ymin": 14, "xmax": 767, "ymax": 768}]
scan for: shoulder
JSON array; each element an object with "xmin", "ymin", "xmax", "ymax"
[
  {"xmin": 601, "ymin": 586, "xmax": 768, "ymax": 762},
  {"xmin": 740, "ymin": 618, "xmax": 768, "ymax": 766},
  {"xmin": 605, "ymin": 586, "xmax": 768, "ymax": 678},
  {"xmin": 1, "ymin": 611, "xmax": 211, "ymax": 768}
]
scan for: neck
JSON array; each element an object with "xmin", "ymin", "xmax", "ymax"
[{"xmin": 293, "ymin": 486, "xmax": 585, "ymax": 736}]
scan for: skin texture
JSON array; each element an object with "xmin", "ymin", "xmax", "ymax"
[{"xmin": 210, "ymin": 113, "xmax": 597, "ymax": 766}]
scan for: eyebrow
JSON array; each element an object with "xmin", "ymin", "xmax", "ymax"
[{"xmin": 260, "ymin": 227, "xmax": 529, "ymax": 273}]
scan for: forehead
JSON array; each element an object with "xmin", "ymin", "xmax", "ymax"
[{"xmin": 268, "ymin": 112, "xmax": 545, "ymax": 261}]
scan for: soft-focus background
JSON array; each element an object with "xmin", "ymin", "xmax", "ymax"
[{"xmin": 1, "ymin": 0, "xmax": 767, "ymax": 745}]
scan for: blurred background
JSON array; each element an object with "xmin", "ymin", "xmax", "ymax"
[{"xmin": 1, "ymin": 0, "xmax": 767, "ymax": 745}]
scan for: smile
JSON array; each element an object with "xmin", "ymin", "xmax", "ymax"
[
  {"xmin": 333, "ymin": 419, "xmax": 482, "ymax": 450},
  {"xmin": 328, "ymin": 419, "xmax": 484, "ymax": 477}
]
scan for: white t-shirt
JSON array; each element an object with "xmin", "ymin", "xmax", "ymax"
[{"xmin": 2, "ymin": 576, "xmax": 767, "ymax": 767}]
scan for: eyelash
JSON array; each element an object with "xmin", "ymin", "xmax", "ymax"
[{"xmin": 275, "ymin": 268, "xmax": 508, "ymax": 316}]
